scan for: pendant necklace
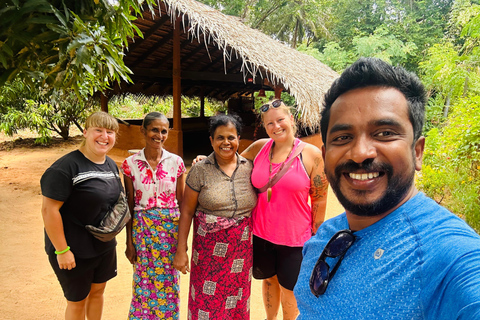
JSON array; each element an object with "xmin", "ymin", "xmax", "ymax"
[{"xmin": 267, "ymin": 141, "xmax": 295, "ymax": 202}]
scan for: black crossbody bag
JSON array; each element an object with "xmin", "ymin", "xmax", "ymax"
[{"xmin": 84, "ymin": 162, "xmax": 131, "ymax": 242}]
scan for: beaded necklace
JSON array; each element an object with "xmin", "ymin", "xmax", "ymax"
[{"xmin": 267, "ymin": 141, "xmax": 295, "ymax": 202}]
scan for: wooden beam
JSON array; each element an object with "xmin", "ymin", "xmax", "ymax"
[
  {"xmin": 128, "ymin": 15, "xmax": 170, "ymax": 53},
  {"xmin": 199, "ymin": 52, "xmax": 225, "ymax": 72},
  {"xmin": 131, "ymin": 67, "xmax": 245, "ymax": 83},
  {"xmin": 156, "ymin": 39, "xmax": 191, "ymax": 69},
  {"xmin": 181, "ymin": 44, "xmax": 211, "ymax": 69},
  {"xmin": 131, "ymin": 31, "xmax": 174, "ymax": 67},
  {"xmin": 172, "ymin": 17, "xmax": 182, "ymax": 131}
]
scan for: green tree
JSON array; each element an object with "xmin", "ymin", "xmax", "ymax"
[
  {"xmin": 198, "ymin": 0, "xmax": 333, "ymax": 48},
  {"xmin": 299, "ymin": 27, "xmax": 417, "ymax": 73},
  {"xmin": 419, "ymin": 96, "xmax": 480, "ymax": 231},
  {"xmin": 0, "ymin": 0, "xmax": 158, "ymax": 95},
  {"xmin": 319, "ymin": 0, "xmax": 454, "ymax": 71},
  {"xmin": 0, "ymin": 82, "xmax": 94, "ymax": 143},
  {"xmin": 418, "ymin": 0, "xmax": 480, "ymax": 231}
]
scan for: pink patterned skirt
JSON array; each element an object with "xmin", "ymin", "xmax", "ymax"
[{"xmin": 188, "ymin": 212, "xmax": 253, "ymax": 320}]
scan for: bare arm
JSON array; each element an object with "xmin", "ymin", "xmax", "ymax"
[
  {"xmin": 123, "ymin": 175, "xmax": 137, "ymax": 264},
  {"xmin": 41, "ymin": 196, "xmax": 76, "ymax": 270},
  {"xmin": 176, "ymin": 172, "xmax": 186, "ymax": 207},
  {"xmin": 173, "ymin": 185, "xmax": 199, "ymax": 274},
  {"xmin": 240, "ymin": 138, "xmax": 269, "ymax": 161},
  {"xmin": 305, "ymin": 145, "xmax": 329, "ymax": 234}
]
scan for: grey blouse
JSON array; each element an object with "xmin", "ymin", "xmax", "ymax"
[{"xmin": 186, "ymin": 152, "xmax": 257, "ymax": 218}]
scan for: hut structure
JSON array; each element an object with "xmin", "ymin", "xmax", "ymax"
[{"xmin": 106, "ymin": 0, "xmax": 338, "ymax": 158}]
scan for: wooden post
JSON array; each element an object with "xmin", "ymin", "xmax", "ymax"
[
  {"xmin": 100, "ymin": 93, "xmax": 109, "ymax": 113},
  {"xmin": 173, "ymin": 17, "xmax": 182, "ymax": 131},
  {"xmin": 172, "ymin": 17, "xmax": 183, "ymax": 156},
  {"xmin": 200, "ymin": 87, "xmax": 205, "ymax": 118},
  {"xmin": 274, "ymin": 87, "xmax": 283, "ymax": 99}
]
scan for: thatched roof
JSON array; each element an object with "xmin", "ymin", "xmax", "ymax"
[{"xmin": 115, "ymin": 0, "xmax": 338, "ymax": 128}]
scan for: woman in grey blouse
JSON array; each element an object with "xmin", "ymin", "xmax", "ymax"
[{"xmin": 173, "ymin": 114, "xmax": 257, "ymax": 320}]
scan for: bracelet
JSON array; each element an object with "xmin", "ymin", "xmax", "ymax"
[{"xmin": 55, "ymin": 246, "xmax": 71, "ymax": 255}]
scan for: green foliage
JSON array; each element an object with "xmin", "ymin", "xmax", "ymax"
[
  {"xmin": 108, "ymin": 94, "xmax": 227, "ymax": 119},
  {"xmin": 181, "ymin": 97, "xmax": 227, "ymax": 117},
  {"xmin": 423, "ymin": 95, "xmax": 447, "ymax": 134},
  {"xmin": 417, "ymin": 2, "xmax": 480, "ymax": 231},
  {"xmin": 419, "ymin": 96, "xmax": 480, "ymax": 231},
  {"xmin": 298, "ymin": 42, "xmax": 351, "ymax": 72},
  {"xmin": 0, "ymin": 0, "xmax": 159, "ymax": 94},
  {"xmin": 307, "ymin": 28, "xmax": 417, "ymax": 73},
  {"xmin": 352, "ymin": 27, "xmax": 418, "ymax": 66},
  {"xmin": 109, "ymin": 94, "xmax": 171, "ymax": 119},
  {"xmin": 419, "ymin": 42, "xmax": 476, "ymax": 102},
  {"xmin": 253, "ymin": 91, "xmax": 295, "ymax": 111},
  {"xmin": 326, "ymin": 0, "xmax": 454, "ymax": 71},
  {"xmin": 198, "ymin": 0, "xmax": 334, "ymax": 48},
  {"xmin": 0, "ymin": 84, "xmax": 93, "ymax": 144}
]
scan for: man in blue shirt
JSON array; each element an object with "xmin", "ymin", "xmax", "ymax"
[{"xmin": 294, "ymin": 57, "xmax": 480, "ymax": 319}]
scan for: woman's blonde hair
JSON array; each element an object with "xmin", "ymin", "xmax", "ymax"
[
  {"xmin": 84, "ymin": 111, "xmax": 119, "ymax": 133},
  {"xmin": 81, "ymin": 112, "xmax": 119, "ymax": 146},
  {"xmin": 259, "ymin": 99, "xmax": 298, "ymax": 136}
]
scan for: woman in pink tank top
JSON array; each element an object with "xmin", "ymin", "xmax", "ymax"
[{"xmin": 241, "ymin": 99, "xmax": 329, "ymax": 320}]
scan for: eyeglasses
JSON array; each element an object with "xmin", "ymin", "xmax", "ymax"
[
  {"xmin": 260, "ymin": 99, "xmax": 283, "ymax": 113},
  {"xmin": 309, "ymin": 229, "xmax": 356, "ymax": 297}
]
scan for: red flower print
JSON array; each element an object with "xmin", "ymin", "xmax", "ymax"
[
  {"xmin": 121, "ymin": 161, "xmax": 131, "ymax": 176},
  {"xmin": 135, "ymin": 190, "xmax": 142, "ymax": 204},
  {"xmin": 148, "ymin": 196, "xmax": 156, "ymax": 208},
  {"xmin": 142, "ymin": 169, "xmax": 153, "ymax": 184},
  {"xmin": 177, "ymin": 163, "xmax": 185, "ymax": 177},
  {"xmin": 156, "ymin": 166, "xmax": 168, "ymax": 180},
  {"xmin": 159, "ymin": 191, "xmax": 176, "ymax": 207}
]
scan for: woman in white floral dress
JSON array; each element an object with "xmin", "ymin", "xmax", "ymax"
[{"xmin": 121, "ymin": 112, "xmax": 186, "ymax": 320}]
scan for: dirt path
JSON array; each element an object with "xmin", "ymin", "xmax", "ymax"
[{"xmin": 0, "ymin": 136, "xmax": 344, "ymax": 320}]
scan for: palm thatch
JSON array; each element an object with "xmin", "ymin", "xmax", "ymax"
[{"xmin": 122, "ymin": 0, "xmax": 339, "ymax": 129}]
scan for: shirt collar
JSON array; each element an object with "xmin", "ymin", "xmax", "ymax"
[
  {"xmin": 204, "ymin": 151, "xmax": 247, "ymax": 166},
  {"xmin": 134, "ymin": 148, "xmax": 172, "ymax": 165}
]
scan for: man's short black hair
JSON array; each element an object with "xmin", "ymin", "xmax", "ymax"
[{"xmin": 321, "ymin": 57, "xmax": 427, "ymax": 144}]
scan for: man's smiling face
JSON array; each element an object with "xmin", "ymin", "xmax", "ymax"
[{"xmin": 322, "ymin": 86, "xmax": 424, "ymax": 217}]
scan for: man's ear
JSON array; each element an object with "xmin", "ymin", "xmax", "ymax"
[{"xmin": 414, "ymin": 136, "xmax": 425, "ymax": 171}]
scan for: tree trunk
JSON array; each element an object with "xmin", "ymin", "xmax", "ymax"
[{"xmin": 443, "ymin": 93, "xmax": 451, "ymax": 118}]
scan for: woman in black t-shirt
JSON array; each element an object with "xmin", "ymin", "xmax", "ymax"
[{"xmin": 41, "ymin": 111, "xmax": 121, "ymax": 319}]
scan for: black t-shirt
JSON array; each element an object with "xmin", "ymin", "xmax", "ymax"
[{"xmin": 41, "ymin": 150, "xmax": 120, "ymax": 258}]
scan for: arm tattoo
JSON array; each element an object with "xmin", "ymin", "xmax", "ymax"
[
  {"xmin": 309, "ymin": 174, "xmax": 328, "ymax": 199},
  {"xmin": 314, "ymin": 157, "xmax": 321, "ymax": 169},
  {"xmin": 244, "ymin": 144, "xmax": 254, "ymax": 153}
]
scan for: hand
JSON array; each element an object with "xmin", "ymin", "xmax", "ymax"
[
  {"xmin": 173, "ymin": 251, "xmax": 190, "ymax": 274},
  {"xmin": 125, "ymin": 241, "xmax": 137, "ymax": 264},
  {"xmin": 57, "ymin": 250, "xmax": 76, "ymax": 270},
  {"xmin": 192, "ymin": 155, "xmax": 206, "ymax": 166}
]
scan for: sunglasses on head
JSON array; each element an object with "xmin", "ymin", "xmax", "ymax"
[
  {"xmin": 309, "ymin": 229, "xmax": 356, "ymax": 297},
  {"xmin": 260, "ymin": 99, "xmax": 283, "ymax": 113}
]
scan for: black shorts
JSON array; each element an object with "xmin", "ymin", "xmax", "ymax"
[
  {"xmin": 48, "ymin": 248, "xmax": 117, "ymax": 302},
  {"xmin": 252, "ymin": 235, "xmax": 303, "ymax": 291}
]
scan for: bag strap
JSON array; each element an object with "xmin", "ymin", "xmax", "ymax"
[
  {"xmin": 70, "ymin": 159, "xmax": 121, "ymax": 228},
  {"xmin": 257, "ymin": 141, "xmax": 306, "ymax": 194},
  {"xmin": 106, "ymin": 160, "xmax": 122, "ymax": 194}
]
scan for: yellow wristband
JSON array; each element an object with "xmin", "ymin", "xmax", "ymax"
[{"xmin": 55, "ymin": 246, "xmax": 71, "ymax": 255}]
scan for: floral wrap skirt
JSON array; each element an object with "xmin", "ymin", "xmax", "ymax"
[{"xmin": 128, "ymin": 208, "xmax": 180, "ymax": 320}]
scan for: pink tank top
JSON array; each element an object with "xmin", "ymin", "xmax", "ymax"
[{"xmin": 251, "ymin": 138, "xmax": 312, "ymax": 247}]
